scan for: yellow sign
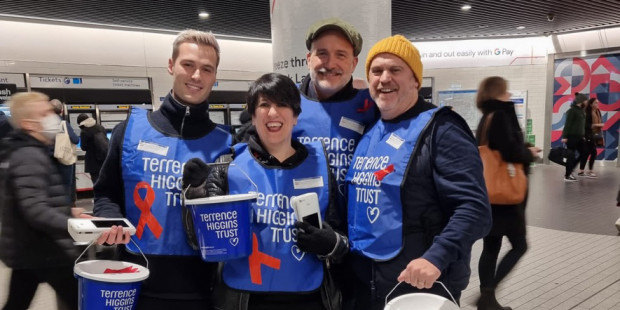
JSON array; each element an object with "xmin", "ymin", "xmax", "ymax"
[
  {"xmin": 209, "ymin": 104, "xmax": 226, "ymax": 109},
  {"xmin": 117, "ymin": 105, "xmax": 130, "ymax": 109},
  {"xmin": 70, "ymin": 106, "xmax": 92, "ymax": 109}
]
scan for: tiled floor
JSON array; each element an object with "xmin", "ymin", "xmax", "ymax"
[{"xmin": 1, "ymin": 164, "xmax": 619, "ymax": 309}]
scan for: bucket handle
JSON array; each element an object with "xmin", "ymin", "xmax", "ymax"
[
  {"xmin": 75, "ymin": 238, "xmax": 149, "ymax": 270},
  {"xmin": 385, "ymin": 281, "xmax": 458, "ymax": 307},
  {"xmin": 181, "ymin": 162, "xmax": 259, "ymax": 205}
]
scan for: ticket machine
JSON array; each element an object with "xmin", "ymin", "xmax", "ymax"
[{"xmin": 228, "ymin": 103, "xmax": 247, "ymax": 134}]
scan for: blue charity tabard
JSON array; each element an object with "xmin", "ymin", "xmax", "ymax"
[
  {"xmin": 222, "ymin": 141, "xmax": 330, "ymax": 292},
  {"xmin": 346, "ymin": 107, "xmax": 440, "ymax": 261},
  {"xmin": 294, "ymin": 89, "xmax": 377, "ymax": 209},
  {"xmin": 122, "ymin": 107, "xmax": 232, "ymax": 255}
]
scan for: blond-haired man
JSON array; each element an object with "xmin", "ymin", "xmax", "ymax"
[{"xmin": 0, "ymin": 92, "xmax": 83, "ymax": 309}]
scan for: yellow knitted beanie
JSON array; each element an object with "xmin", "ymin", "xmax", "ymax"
[{"xmin": 365, "ymin": 35, "xmax": 423, "ymax": 89}]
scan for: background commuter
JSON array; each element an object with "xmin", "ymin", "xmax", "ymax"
[
  {"xmin": 0, "ymin": 92, "xmax": 89, "ymax": 310},
  {"xmin": 49, "ymin": 99, "xmax": 79, "ymax": 203},
  {"xmin": 0, "ymin": 111, "xmax": 11, "ymax": 139},
  {"xmin": 561, "ymin": 92, "xmax": 588, "ymax": 181},
  {"xmin": 474, "ymin": 76, "xmax": 539, "ymax": 310},
  {"xmin": 346, "ymin": 35, "xmax": 492, "ymax": 309},
  {"xmin": 184, "ymin": 73, "xmax": 347, "ymax": 310},
  {"xmin": 93, "ymin": 29, "xmax": 233, "ymax": 310},
  {"xmin": 76, "ymin": 113, "xmax": 109, "ymax": 185},
  {"xmin": 577, "ymin": 98, "xmax": 604, "ymax": 178}
]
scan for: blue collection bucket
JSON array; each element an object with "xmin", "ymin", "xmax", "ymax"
[
  {"xmin": 74, "ymin": 260, "xmax": 149, "ymax": 310},
  {"xmin": 185, "ymin": 192, "xmax": 257, "ymax": 262}
]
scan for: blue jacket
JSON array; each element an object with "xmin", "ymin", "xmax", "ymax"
[{"xmin": 350, "ymin": 97, "xmax": 492, "ymax": 303}]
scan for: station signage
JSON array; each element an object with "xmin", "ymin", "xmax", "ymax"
[
  {"xmin": 0, "ymin": 73, "xmax": 26, "ymax": 88},
  {"xmin": 0, "ymin": 83, "xmax": 17, "ymax": 104},
  {"xmin": 30, "ymin": 75, "xmax": 150, "ymax": 90}
]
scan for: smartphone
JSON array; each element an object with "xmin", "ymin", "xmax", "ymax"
[{"xmin": 291, "ymin": 192, "xmax": 322, "ymax": 229}]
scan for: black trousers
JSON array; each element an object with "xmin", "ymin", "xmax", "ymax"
[
  {"xmin": 578, "ymin": 139, "xmax": 597, "ymax": 171},
  {"xmin": 565, "ymin": 137, "xmax": 586, "ymax": 177},
  {"xmin": 478, "ymin": 234, "xmax": 528, "ymax": 289},
  {"xmin": 2, "ymin": 266, "xmax": 78, "ymax": 310}
]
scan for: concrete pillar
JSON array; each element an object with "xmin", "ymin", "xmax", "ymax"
[{"xmin": 270, "ymin": 0, "xmax": 391, "ymax": 84}]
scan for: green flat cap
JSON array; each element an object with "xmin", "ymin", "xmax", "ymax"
[{"xmin": 305, "ymin": 18, "xmax": 363, "ymax": 56}]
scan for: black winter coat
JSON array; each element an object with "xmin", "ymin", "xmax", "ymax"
[
  {"xmin": 476, "ymin": 99, "xmax": 533, "ymax": 170},
  {"xmin": 0, "ymin": 131, "xmax": 78, "ymax": 269},
  {"xmin": 79, "ymin": 122, "xmax": 108, "ymax": 174}
]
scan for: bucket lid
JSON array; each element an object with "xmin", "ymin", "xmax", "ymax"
[
  {"xmin": 384, "ymin": 293, "xmax": 459, "ymax": 310},
  {"xmin": 185, "ymin": 192, "xmax": 258, "ymax": 205},
  {"xmin": 75, "ymin": 260, "xmax": 150, "ymax": 283}
]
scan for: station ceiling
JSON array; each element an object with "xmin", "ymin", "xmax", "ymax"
[{"xmin": 2, "ymin": 0, "xmax": 620, "ymax": 42}]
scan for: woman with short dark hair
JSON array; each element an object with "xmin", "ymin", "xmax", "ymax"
[{"xmin": 183, "ymin": 73, "xmax": 345, "ymax": 310}]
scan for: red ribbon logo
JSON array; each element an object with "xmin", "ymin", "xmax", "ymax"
[
  {"xmin": 133, "ymin": 181, "xmax": 163, "ymax": 239},
  {"xmin": 248, "ymin": 233, "xmax": 281, "ymax": 285},
  {"xmin": 374, "ymin": 164, "xmax": 395, "ymax": 182},
  {"xmin": 357, "ymin": 98, "xmax": 373, "ymax": 113}
]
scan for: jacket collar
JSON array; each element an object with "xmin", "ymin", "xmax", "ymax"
[{"xmin": 246, "ymin": 134, "xmax": 307, "ymax": 168}]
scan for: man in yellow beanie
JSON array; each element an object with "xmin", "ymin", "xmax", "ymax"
[{"xmin": 344, "ymin": 35, "xmax": 492, "ymax": 309}]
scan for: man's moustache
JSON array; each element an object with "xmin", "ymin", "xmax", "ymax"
[{"xmin": 317, "ymin": 68, "xmax": 343, "ymax": 75}]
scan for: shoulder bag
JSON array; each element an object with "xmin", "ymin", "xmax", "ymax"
[
  {"xmin": 54, "ymin": 121, "xmax": 77, "ymax": 165},
  {"xmin": 478, "ymin": 112, "xmax": 527, "ymax": 205}
]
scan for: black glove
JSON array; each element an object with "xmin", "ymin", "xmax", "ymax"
[
  {"xmin": 295, "ymin": 221, "xmax": 338, "ymax": 256},
  {"xmin": 183, "ymin": 158, "xmax": 210, "ymax": 188}
]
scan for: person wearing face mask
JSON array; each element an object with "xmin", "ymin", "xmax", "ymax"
[
  {"xmin": 0, "ymin": 92, "xmax": 91, "ymax": 310},
  {"xmin": 92, "ymin": 29, "xmax": 233, "ymax": 310}
]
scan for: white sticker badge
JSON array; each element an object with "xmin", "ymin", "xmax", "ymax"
[
  {"xmin": 385, "ymin": 133, "xmax": 405, "ymax": 149},
  {"xmin": 137, "ymin": 141, "xmax": 169, "ymax": 156},
  {"xmin": 293, "ymin": 176, "xmax": 324, "ymax": 189},
  {"xmin": 339, "ymin": 117, "xmax": 365, "ymax": 135}
]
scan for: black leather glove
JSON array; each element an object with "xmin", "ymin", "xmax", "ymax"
[
  {"xmin": 295, "ymin": 221, "xmax": 338, "ymax": 256},
  {"xmin": 183, "ymin": 158, "xmax": 210, "ymax": 188}
]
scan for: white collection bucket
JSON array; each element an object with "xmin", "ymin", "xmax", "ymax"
[
  {"xmin": 73, "ymin": 239, "xmax": 149, "ymax": 310},
  {"xmin": 384, "ymin": 281, "xmax": 460, "ymax": 310},
  {"xmin": 74, "ymin": 260, "xmax": 149, "ymax": 310}
]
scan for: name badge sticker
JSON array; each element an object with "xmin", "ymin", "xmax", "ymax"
[
  {"xmin": 339, "ymin": 117, "xmax": 365, "ymax": 135},
  {"xmin": 293, "ymin": 176, "xmax": 324, "ymax": 189},
  {"xmin": 386, "ymin": 133, "xmax": 405, "ymax": 149},
  {"xmin": 137, "ymin": 141, "xmax": 169, "ymax": 156}
]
